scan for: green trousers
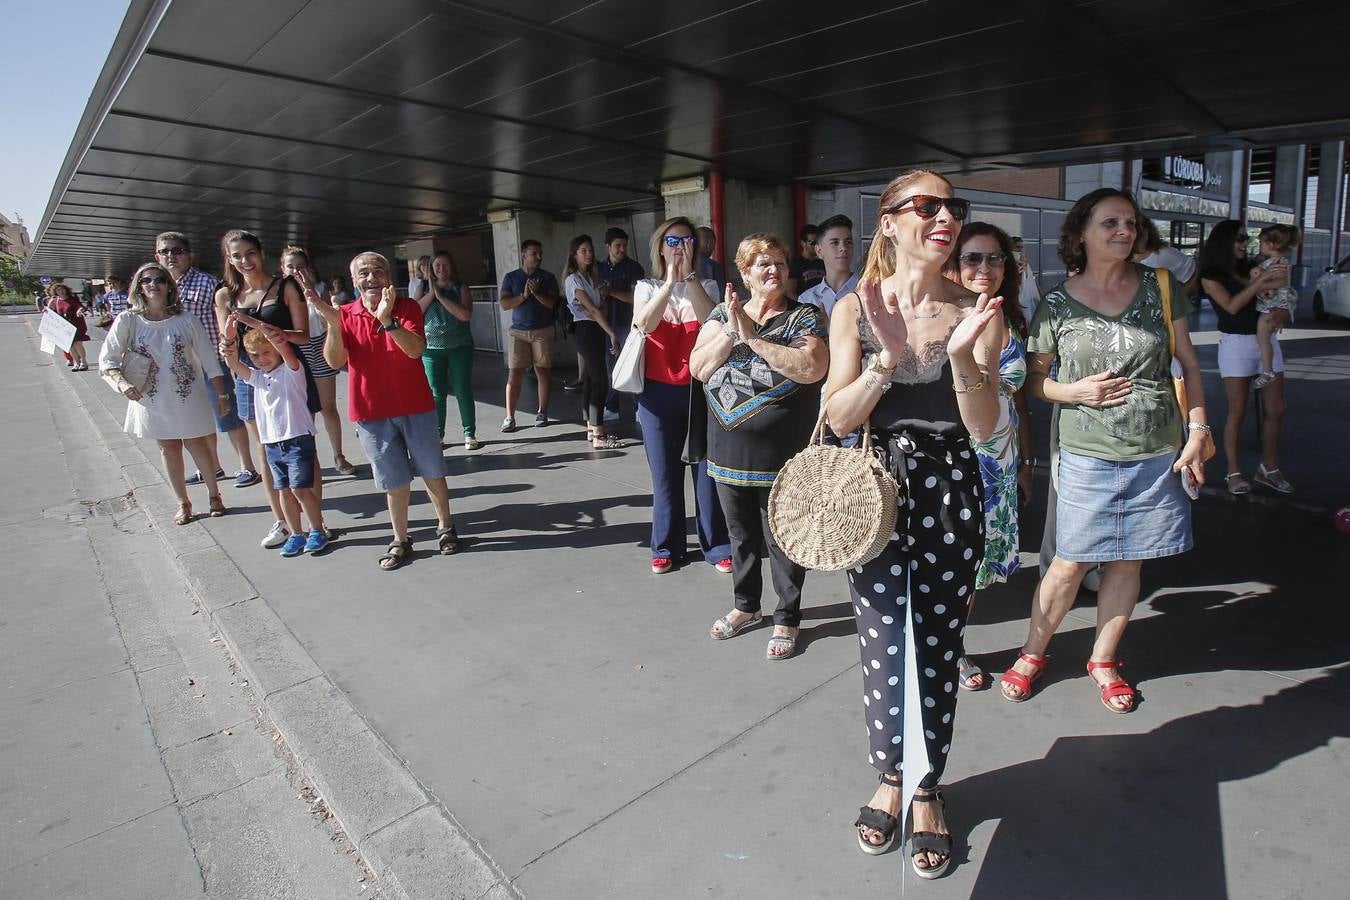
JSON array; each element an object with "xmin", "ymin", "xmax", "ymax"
[{"xmin": 422, "ymin": 347, "xmax": 477, "ymax": 438}]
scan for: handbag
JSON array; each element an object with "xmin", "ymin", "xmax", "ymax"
[
  {"xmin": 611, "ymin": 326, "xmax": 646, "ymax": 393},
  {"xmin": 102, "ymin": 315, "xmax": 153, "ymax": 394},
  {"xmin": 1157, "ymin": 267, "xmax": 1215, "ymax": 462},
  {"xmin": 768, "ymin": 411, "xmax": 902, "ymax": 571},
  {"xmin": 682, "ymin": 377, "xmax": 708, "ymax": 465}
]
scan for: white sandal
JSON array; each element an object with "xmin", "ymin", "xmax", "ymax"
[
  {"xmin": 1225, "ymin": 472, "xmax": 1251, "ymax": 495},
  {"xmin": 1253, "ymin": 464, "xmax": 1293, "ymax": 494}
]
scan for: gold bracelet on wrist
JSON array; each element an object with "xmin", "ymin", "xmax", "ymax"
[{"xmin": 953, "ymin": 377, "xmax": 986, "ymax": 394}]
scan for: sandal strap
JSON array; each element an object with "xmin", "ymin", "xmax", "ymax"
[
  {"xmin": 911, "ymin": 789, "xmax": 943, "ymax": 805},
  {"xmin": 853, "ymin": 806, "xmax": 898, "ymax": 833},
  {"xmin": 1017, "ymin": 652, "xmax": 1048, "ymax": 670},
  {"xmin": 1085, "ymin": 659, "xmax": 1121, "ymax": 672},
  {"xmin": 910, "ymin": 831, "xmax": 952, "ymax": 855},
  {"xmin": 879, "ymin": 772, "xmax": 902, "ymax": 787},
  {"xmin": 1098, "ymin": 679, "xmax": 1135, "ymax": 701}
]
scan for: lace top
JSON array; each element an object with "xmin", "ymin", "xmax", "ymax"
[{"xmin": 857, "ymin": 313, "xmax": 965, "ymax": 436}]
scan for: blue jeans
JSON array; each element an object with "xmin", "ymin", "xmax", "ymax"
[{"xmin": 636, "ymin": 379, "xmax": 730, "ymax": 564}]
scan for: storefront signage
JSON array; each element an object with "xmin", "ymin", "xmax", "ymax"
[{"xmin": 1139, "ymin": 188, "xmax": 1230, "ymax": 219}]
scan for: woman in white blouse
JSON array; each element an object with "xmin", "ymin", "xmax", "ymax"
[
  {"xmin": 100, "ymin": 262, "xmax": 231, "ymax": 525},
  {"xmin": 564, "ymin": 234, "xmax": 622, "ymax": 448}
]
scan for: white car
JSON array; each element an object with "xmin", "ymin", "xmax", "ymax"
[{"xmin": 1313, "ymin": 256, "xmax": 1350, "ymax": 320}]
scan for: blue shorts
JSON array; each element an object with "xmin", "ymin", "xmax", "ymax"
[
  {"xmin": 354, "ymin": 411, "xmax": 446, "ymax": 491},
  {"xmin": 265, "ymin": 434, "xmax": 318, "ymax": 489},
  {"xmin": 208, "ymin": 361, "xmax": 244, "ymax": 432},
  {"xmin": 1055, "ymin": 448, "xmax": 1192, "ymax": 562},
  {"xmin": 234, "ymin": 367, "xmax": 256, "ymax": 422}
]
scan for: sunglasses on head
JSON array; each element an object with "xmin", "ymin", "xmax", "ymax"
[
  {"xmin": 885, "ymin": 194, "xmax": 970, "ymax": 221},
  {"xmin": 156, "ymin": 246, "xmax": 187, "ymax": 257},
  {"xmin": 663, "ymin": 235, "xmax": 694, "ymax": 247},
  {"xmin": 138, "ymin": 274, "xmax": 168, "ymax": 287},
  {"xmin": 958, "ymin": 251, "xmax": 1007, "ymax": 267}
]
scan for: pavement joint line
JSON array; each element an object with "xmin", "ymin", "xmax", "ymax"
[
  {"xmin": 515, "ymin": 660, "xmax": 862, "ymax": 874},
  {"xmin": 29, "ymin": 319, "xmax": 516, "ymax": 900},
  {"xmin": 360, "ymin": 800, "xmax": 434, "ymax": 842},
  {"xmin": 177, "ymin": 762, "xmax": 290, "ymax": 811},
  {"xmin": 158, "ymin": 716, "xmax": 260, "ymax": 754},
  {"xmin": 0, "ymin": 800, "xmax": 181, "ymax": 878},
  {"xmin": 1, "ymin": 663, "xmax": 136, "ymax": 705}
]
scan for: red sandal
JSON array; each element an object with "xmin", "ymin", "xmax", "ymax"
[
  {"xmin": 999, "ymin": 652, "xmax": 1046, "ymax": 702},
  {"xmin": 1086, "ymin": 660, "xmax": 1137, "ymax": 714}
]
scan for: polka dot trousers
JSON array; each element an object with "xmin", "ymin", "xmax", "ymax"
[{"xmin": 847, "ymin": 430, "xmax": 984, "ymax": 789}]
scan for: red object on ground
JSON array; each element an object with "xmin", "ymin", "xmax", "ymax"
[{"xmin": 1334, "ymin": 506, "xmax": 1350, "ymax": 534}]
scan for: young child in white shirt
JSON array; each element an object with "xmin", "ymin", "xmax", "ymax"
[
  {"xmin": 223, "ymin": 315, "xmax": 330, "ymax": 556},
  {"xmin": 1252, "ymin": 224, "xmax": 1300, "ymax": 388}
]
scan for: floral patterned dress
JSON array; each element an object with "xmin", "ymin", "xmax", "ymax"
[
  {"xmin": 972, "ymin": 331, "xmax": 1026, "ymax": 589},
  {"xmin": 98, "ymin": 311, "xmax": 219, "ymax": 440}
]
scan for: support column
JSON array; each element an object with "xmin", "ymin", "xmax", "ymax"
[
  {"xmin": 1316, "ymin": 141, "xmax": 1346, "ymax": 263},
  {"xmin": 660, "ymin": 175, "xmax": 795, "ymax": 294},
  {"xmin": 1228, "ymin": 150, "xmax": 1249, "ymax": 225}
]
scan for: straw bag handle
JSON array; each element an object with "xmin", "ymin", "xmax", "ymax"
[{"xmin": 809, "ymin": 408, "xmax": 874, "ymax": 453}]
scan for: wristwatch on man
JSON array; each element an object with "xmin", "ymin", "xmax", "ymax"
[{"xmin": 377, "ymin": 319, "xmax": 401, "ymax": 334}]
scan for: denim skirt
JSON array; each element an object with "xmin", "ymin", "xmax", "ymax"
[{"xmin": 1056, "ymin": 448, "xmax": 1192, "ymax": 562}]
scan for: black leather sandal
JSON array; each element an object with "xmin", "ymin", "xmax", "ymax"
[
  {"xmin": 909, "ymin": 790, "xmax": 952, "ymax": 879},
  {"xmin": 854, "ymin": 772, "xmax": 902, "ymax": 855}
]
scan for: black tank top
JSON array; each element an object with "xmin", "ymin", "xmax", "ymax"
[
  {"xmin": 1201, "ymin": 269, "xmax": 1257, "ymax": 335},
  {"xmin": 858, "ymin": 313, "xmax": 966, "ymax": 437}
]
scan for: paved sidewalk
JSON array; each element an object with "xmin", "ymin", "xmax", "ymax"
[
  {"xmin": 1, "ymin": 321, "xmax": 376, "ymax": 899},
  {"xmin": 16, "ymin": 313, "xmax": 1350, "ymax": 898}
]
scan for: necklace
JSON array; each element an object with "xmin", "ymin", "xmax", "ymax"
[{"xmin": 909, "ymin": 299, "xmax": 945, "ymax": 320}]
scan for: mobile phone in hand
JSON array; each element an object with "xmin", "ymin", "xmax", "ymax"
[{"xmin": 1181, "ymin": 468, "xmax": 1199, "ymax": 500}]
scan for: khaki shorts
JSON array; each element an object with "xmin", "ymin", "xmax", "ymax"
[{"xmin": 507, "ymin": 327, "xmax": 554, "ymax": 369}]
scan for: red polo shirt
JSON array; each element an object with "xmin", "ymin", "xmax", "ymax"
[{"xmin": 339, "ymin": 299, "xmax": 434, "ymax": 422}]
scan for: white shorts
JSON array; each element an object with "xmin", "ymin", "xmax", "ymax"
[{"xmin": 1217, "ymin": 332, "xmax": 1284, "ymax": 379}]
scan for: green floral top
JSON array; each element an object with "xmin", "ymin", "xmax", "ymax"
[{"xmin": 1027, "ymin": 265, "xmax": 1192, "ymax": 462}]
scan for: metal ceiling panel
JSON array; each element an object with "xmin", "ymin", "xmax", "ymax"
[{"xmin": 27, "ymin": 0, "xmax": 1350, "ymax": 276}]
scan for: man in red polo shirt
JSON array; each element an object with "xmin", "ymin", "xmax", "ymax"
[{"xmin": 310, "ymin": 252, "xmax": 459, "ymax": 569}]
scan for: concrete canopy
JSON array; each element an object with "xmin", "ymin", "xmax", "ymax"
[{"xmin": 26, "ymin": 0, "xmax": 1350, "ymax": 277}]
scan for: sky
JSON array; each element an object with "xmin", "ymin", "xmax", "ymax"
[{"xmin": 0, "ymin": 1, "xmax": 129, "ymax": 236}]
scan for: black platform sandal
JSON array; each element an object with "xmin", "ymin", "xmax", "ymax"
[
  {"xmin": 436, "ymin": 524, "xmax": 461, "ymax": 555},
  {"xmin": 909, "ymin": 789, "xmax": 952, "ymax": 879},
  {"xmin": 854, "ymin": 772, "xmax": 902, "ymax": 855}
]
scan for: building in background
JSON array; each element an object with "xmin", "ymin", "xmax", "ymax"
[{"xmin": 0, "ymin": 212, "xmax": 31, "ymax": 260}]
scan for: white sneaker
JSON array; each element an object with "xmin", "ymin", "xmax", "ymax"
[{"xmin": 261, "ymin": 520, "xmax": 290, "ymax": 549}]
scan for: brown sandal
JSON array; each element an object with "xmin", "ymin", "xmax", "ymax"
[
  {"xmin": 208, "ymin": 495, "xmax": 226, "ymax": 517},
  {"xmin": 173, "ymin": 502, "xmax": 193, "ymax": 526}
]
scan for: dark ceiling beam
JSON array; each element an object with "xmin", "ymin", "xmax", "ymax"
[
  {"xmin": 432, "ymin": 0, "xmax": 966, "ymax": 163},
  {"xmin": 84, "ymin": 145, "xmax": 616, "ymax": 216},
  {"xmin": 55, "ymin": 194, "xmax": 448, "ymax": 234},
  {"xmin": 141, "ymin": 49, "xmax": 711, "ymax": 186},
  {"xmin": 107, "ymin": 109, "xmax": 651, "ymax": 201},
  {"xmin": 1044, "ymin": 0, "xmax": 1228, "ymax": 136},
  {"xmin": 73, "ymin": 170, "xmax": 467, "ymax": 219}
]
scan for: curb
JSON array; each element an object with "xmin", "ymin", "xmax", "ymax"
[{"xmin": 30, "ymin": 324, "xmax": 519, "ymax": 900}]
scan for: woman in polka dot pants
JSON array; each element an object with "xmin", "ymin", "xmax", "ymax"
[{"xmin": 824, "ymin": 169, "xmax": 1006, "ymax": 879}]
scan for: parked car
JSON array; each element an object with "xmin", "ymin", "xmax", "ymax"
[{"xmin": 1313, "ymin": 256, "xmax": 1350, "ymax": 320}]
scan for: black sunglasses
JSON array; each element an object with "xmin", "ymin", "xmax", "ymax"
[
  {"xmin": 958, "ymin": 251, "xmax": 1007, "ymax": 267},
  {"xmin": 156, "ymin": 246, "xmax": 188, "ymax": 256},
  {"xmin": 138, "ymin": 274, "xmax": 169, "ymax": 287},
  {"xmin": 884, "ymin": 194, "xmax": 970, "ymax": 221}
]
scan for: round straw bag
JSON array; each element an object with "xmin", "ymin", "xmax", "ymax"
[{"xmin": 768, "ymin": 413, "xmax": 902, "ymax": 571}]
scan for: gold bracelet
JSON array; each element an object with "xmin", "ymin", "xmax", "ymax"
[{"xmin": 953, "ymin": 377, "xmax": 986, "ymax": 394}]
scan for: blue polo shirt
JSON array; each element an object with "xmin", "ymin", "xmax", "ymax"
[
  {"xmin": 598, "ymin": 256, "xmax": 645, "ymax": 329},
  {"xmin": 500, "ymin": 267, "xmax": 559, "ymax": 331}
]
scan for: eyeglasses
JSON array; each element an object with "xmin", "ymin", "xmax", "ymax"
[
  {"xmin": 156, "ymin": 246, "xmax": 187, "ymax": 257},
  {"xmin": 884, "ymin": 195, "xmax": 970, "ymax": 221},
  {"xmin": 663, "ymin": 235, "xmax": 694, "ymax": 247},
  {"xmin": 958, "ymin": 251, "xmax": 1007, "ymax": 267},
  {"xmin": 138, "ymin": 275, "xmax": 168, "ymax": 287}
]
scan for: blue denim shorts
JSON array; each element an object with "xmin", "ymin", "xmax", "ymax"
[
  {"xmin": 354, "ymin": 411, "xmax": 446, "ymax": 491},
  {"xmin": 265, "ymin": 433, "xmax": 317, "ymax": 489},
  {"xmin": 208, "ymin": 361, "xmax": 243, "ymax": 432},
  {"xmin": 1055, "ymin": 448, "xmax": 1192, "ymax": 562},
  {"xmin": 233, "ymin": 368, "xmax": 255, "ymax": 422}
]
